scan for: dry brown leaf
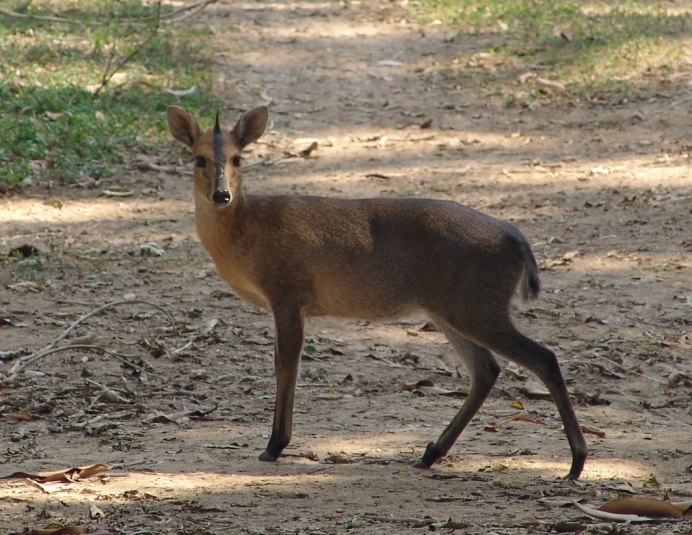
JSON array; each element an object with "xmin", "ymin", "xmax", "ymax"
[
  {"xmin": 672, "ymin": 501, "xmax": 692, "ymax": 515},
  {"xmin": 44, "ymin": 111, "xmax": 63, "ymax": 121},
  {"xmin": 2, "ymin": 463, "xmax": 109, "ymax": 483},
  {"xmin": 599, "ymin": 497, "xmax": 682, "ymax": 519},
  {"xmin": 324, "ymin": 453, "xmax": 351, "ymax": 464},
  {"xmin": 522, "ymin": 377, "xmax": 552, "ymax": 399},
  {"xmin": 581, "ymin": 424, "xmax": 606, "ymax": 438},
  {"xmin": 401, "ymin": 379, "xmax": 434, "ymax": 392},
  {"xmin": 299, "ymin": 141, "xmax": 318, "ymax": 157},
  {"xmin": 536, "ymin": 77, "xmax": 566, "ymax": 93},
  {"xmin": 29, "ymin": 526, "xmax": 87, "ymax": 535},
  {"xmin": 101, "ymin": 186, "xmax": 135, "ymax": 198},
  {"xmin": 43, "ymin": 197, "xmax": 63, "ymax": 209},
  {"xmin": 479, "ymin": 462, "xmax": 508, "ymax": 473},
  {"xmin": 574, "ymin": 501, "xmax": 649, "ymax": 522},
  {"xmin": 575, "ymin": 497, "xmax": 687, "ymax": 523},
  {"xmin": 6, "ymin": 281, "xmax": 46, "ymax": 293},
  {"xmin": 511, "ymin": 414, "xmax": 545, "ymax": 425},
  {"xmin": 89, "ymin": 503, "xmax": 106, "ymax": 519},
  {"xmin": 1, "ymin": 411, "xmax": 35, "ymax": 422}
]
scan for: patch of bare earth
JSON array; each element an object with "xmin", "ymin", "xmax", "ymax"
[{"xmin": 1, "ymin": 1, "xmax": 690, "ymax": 534}]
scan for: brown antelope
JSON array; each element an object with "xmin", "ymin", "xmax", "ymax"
[{"xmin": 167, "ymin": 105, "xmax": 587, "ymax": 480}]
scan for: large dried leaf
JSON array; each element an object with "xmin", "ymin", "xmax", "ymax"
[
  {"xmin": 27, "ymin": 526, "xmax": 87, "ymax": 535},
  {"xmin": 599, "ymin": 497, "xmax": 684, "ymax": 518},
  {"xmin": 575, "ymin": 496, "xmax": 689, "ymax": 522},
  {"xmin": 1, "ymin": 463, "xmax": 108, "ymax": 483}
]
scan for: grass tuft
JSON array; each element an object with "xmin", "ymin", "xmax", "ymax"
[
  {"xmin": 0, "ymin": 0, "xmax": 218, "ymax": 188},
  {"xmin": 409, "ymin": 0, "xmax": 691, "ymax": 102}
]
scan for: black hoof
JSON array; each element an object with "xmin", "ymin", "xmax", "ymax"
[
  {"xmin": 564, "ymin": 452, "xmax": 586, "ymax": 480},
  {"xmin": 414, "ymin": 442, "xmax": 442, "ymax": 469},
  {"xmin": 564, "ymin": 468, "xmax": 582, "ymax": 481},
  {"xmin": 258, "ymin": 451, "xmax": 278, "ymax": 462}
]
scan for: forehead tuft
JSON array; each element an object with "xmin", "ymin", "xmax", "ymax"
[
  {"xmin": 213, "ymin": 116, "xmax": 224, "ymax": 165},
  {"xmin": 192, "ymin": 121, "xmax": 241, "ymax": 159}
]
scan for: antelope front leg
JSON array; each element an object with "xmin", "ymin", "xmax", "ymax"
[{"xmin": 259, "ymin": 304, "xmax": 305, "ymax": 462}]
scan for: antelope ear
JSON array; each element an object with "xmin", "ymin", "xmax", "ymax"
[
  {"xmin": 167, "ymin": 106, "xmax": 201, "ymax": 148},
  {"xmin": 232, "ymin": 106, "xmax": 268, "ymax": 150}
]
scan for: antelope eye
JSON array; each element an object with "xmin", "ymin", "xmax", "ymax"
[
  {"xmin": 196, "ymin": 156, "xmax": 207, "ymax": 168},
  {"xmin": 232, "ymin": 155, "xmax": 241, "ymax": 167}
]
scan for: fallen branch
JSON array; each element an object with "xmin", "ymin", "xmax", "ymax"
[{"xmin": 1, "ymin": 299, "xmax": 175, "ymax": 383}]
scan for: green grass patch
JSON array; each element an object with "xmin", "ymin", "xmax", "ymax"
[
  {"xmin": 0, "ymin": 0, "xmax": 219, "ymax": 187},
  {"xmin": 408, "ymin": 1, "xmax": 691, "ymax": 101}
]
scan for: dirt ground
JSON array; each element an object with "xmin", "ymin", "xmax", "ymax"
[{"xmin": 1, "ymin": 1, "xmax": 691, "ymax": 534}]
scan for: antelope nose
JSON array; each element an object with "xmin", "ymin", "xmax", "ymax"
[{"xmin": 212, "ymin": 189, "xmax": 231, "ymax": 204}]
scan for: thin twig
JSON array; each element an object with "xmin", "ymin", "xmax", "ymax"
[
  {"xmin": 9, "ymin": 344, "xmax": 150, "ymax": 377},
  {"xmin": 1, "ymin": 299, "xmax": 175, "ymax": 383},
  {"xmin": 164, "ymin": 0, "xmax": 217, "ymax": 24},
  {"xmin": 0, "ymin": 0, "xmax": 216, "ymax": 25},
  {"xmin": 173, "ymin": 340, "xmax": 194, "ymax": 354},
  {"xmin": 93, "ymin": 1, "xmax": 162, "ymax": 97},
  {"xmin": 670, "ymin": 94, "xmax": 692, "ymax": 108},
  {"xmin": 48, "ymin": 298, "xmax": 175, "ymax": 349},
  {"xmin": 0, "ymin": 7, "xmax": 96, "ymax": 24}
]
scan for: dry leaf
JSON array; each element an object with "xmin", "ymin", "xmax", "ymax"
[
  {"xmin": 599, "ymin": 497, "xmax": 682, "ymax": 519},
  {"xmin": 510, "ymin": 414, "xmax": 544, "ymax": 425},
  {"xmin": 581, "ymin": 424, "xmax": 606, "ymax": 438},
  {"xmin": 89, "ymin": 503, "xmax": 106, "ymax": 519},
  {"xmin": 574, "ymin": 501, "xmax": 649, "ymax": 522},
  {"xmin": 1, "ymin": 411, "xmax": 35, "ymax": 422},
  {"xmin": 401, "ymin": 379, "xmax": 434, "ymax": 392},
  {"xmin": 479, "ymin": 462, "xmax": 508, "ymax": 473},
  {"xmin": 44, "ymin": 111, "xmax": 63, "ymax": 121},
  {"xmin": 417, "ymin": 385, "xmax": 466, "ymax": 397},
  {"xmin": 6, "ymin": 281, "xmax": 46, "ymax": 293},
  {"xmin": 536, "ymin": 77, "xmax": 566, "ymax": 93},
  {"xmin": 299, "ymin": 141, "xmax": 318, "ymax": 158},
  {"xmin": 425, "ymin": 495, "xmax": 462, "ymax": 503},
  {"xmin": 574, "ymin": 497, "xmax": 687, "ymax": 522},
  {"xmin": 29, "ymin": 526, "xmax": 87, "ymax": 535},
  {"xmin": 324, "ymin": 453, "xmax": 351, "ymax": 464},
  {"xmin": 164, "ymin": 85, "xmax": 198, "ymax": 97},
  {"xmin": 1, "ymin": 463, "xmax": 109, "ymax": 483},
  {"xmin": 522, "ymin": 377, "xmax": 552, "ymax": 399},
  {"xmin": 44, "ymin": 197, "xmax": 63, "ymax": 209},
  {"xmin": 136, "ymin": 243, "xmax": 166, "ymax": 257},
  {"xmin": 377, "ymin": 59, "xmax": 404, "ymax": 67},
  {"xmin": 672, "ymin": 501, "xmax": 692, "ymax": 515},
  {"xmin": 102, "ymin": 187, "xmax": 135, "ymax": 198}
]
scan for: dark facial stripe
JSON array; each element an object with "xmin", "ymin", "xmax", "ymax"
[{"xmin": 213, "ymin": 112, "xmax": 225, "ymax": 183}]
